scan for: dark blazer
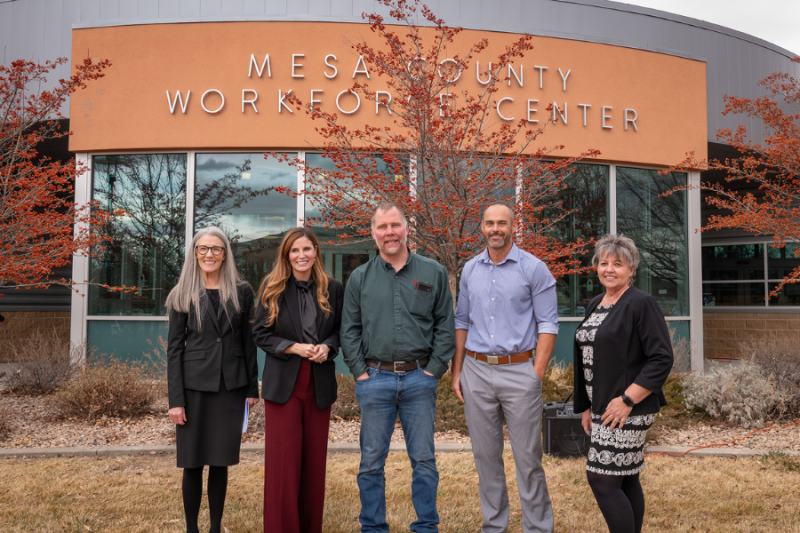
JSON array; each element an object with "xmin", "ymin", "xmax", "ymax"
[
  {"xmin": 167, "ymin": 283, "xmax": 259, "ymax": 408},
  {"xmin": 573, "ymin": 286, "xmax": 674, "ymax": 417},
  {"xmin": 252, "ymin": 276, "xmax": 344, "ymax": 410}
]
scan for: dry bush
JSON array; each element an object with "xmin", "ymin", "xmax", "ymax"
[
  {"xmin": 53, "ymin": 353, "xmax": 164, "ymax": 421},
  {"xmin": 0, "ymin": 398, "xmax": 11, "ymax": 440},
  {"xmin": 435, "ymin": 372, "xmax": 468, "ymax": 434},
  {"xmin": 682, "ymin": 360, "xmax": 778, "ymax": 428},
  {"xmin": 739, "ymin": 338, "xmax": 800, "ymax": 418},
  {"xmin": 331, "ymin": 373, "xmax": 360, "ymax": 421},
  {"xmin": 669, "ymin": 324, "xmax": 693, "ymax": 375},
  {"xmin": 3, "ymin": 327, "xmax": 80, "ymax": 394},
  {"xmin": 542, "ymin": 360, "xmax": 574, "ymax": 403}
]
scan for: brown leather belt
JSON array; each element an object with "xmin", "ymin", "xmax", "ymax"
[
  {"xmin": 366, "ymin": 356, "xmax": 430, "ymax": 373},
  {"xmin": 467, "ymin": 350, "xmax": 533, "ymax": 365}
]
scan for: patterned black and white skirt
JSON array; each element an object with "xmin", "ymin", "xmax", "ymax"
[{"xmin": 587, "ymin": 412, "xmax": 657, "ymax": 476}]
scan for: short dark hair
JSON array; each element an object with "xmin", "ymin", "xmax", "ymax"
[{"xmin": 371, "ymin": 201, "xmax": 408, "ymax": 228}]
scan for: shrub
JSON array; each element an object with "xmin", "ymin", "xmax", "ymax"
[
  {"xmin": 3, "ymin": 327, "xmax": 79, "ymax": 394},
  {"xmin": 0, "ymin": 399, "xmax": 11, "ymax": 440},
  {"xmin": 542, "ymin": 360, "xmax": 574, "ymax": 403},
  {"xmin": 53, "ymin": 353, "xmax": 164, "ymax": 420},
  {"xmin": 331, "ymin": 374, "xmax": 360, "ymax": 421},
  {"xmin": 669, "ymin": 324, "xmax": 693, "ymax": 375},
  {"xmin": 435, "ymin": 372, "xmax": 468, "ymax": 434},
  {"xmin": 681, "ymin": 360, "xmax": 778, "ymax": 428},
  {"xmin": 739, "ymin": 338, "xmax": 800, "ymax": 418}
]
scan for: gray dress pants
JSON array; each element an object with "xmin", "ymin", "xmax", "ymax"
[{"xmin": 460, "ymin": 355, "xmax": 554, "ymax": 533}]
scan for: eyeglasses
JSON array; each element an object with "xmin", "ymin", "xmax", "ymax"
[{"xmin": 196, "ymin": 246, "xmax": 225, "ymax": 256}]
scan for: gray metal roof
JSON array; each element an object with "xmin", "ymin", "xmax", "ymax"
[{"xmin": 2, "ymin": 0, "xmax": 799, "ymax": 143}]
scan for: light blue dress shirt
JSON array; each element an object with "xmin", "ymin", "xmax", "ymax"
[{"xmin": 454, "ymin": 243, "xmax": 559, "ymax": 355}]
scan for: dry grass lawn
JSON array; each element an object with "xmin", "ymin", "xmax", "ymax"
[{"xmin": 1, "ymin": 452, "xmax": 799, "ymax": 532}]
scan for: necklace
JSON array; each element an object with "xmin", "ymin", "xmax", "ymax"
[{"xmin": 600, "ymin": 284, "xmax": 630, "ymax": 306}]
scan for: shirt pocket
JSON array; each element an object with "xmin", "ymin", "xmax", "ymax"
[
  {"xmin": 183, "ymin": 350, "xmax": 205, "ymax": 361},
  {"xmin": 410, "ymin": 289, "xmax": 434, "ymax": 317}
]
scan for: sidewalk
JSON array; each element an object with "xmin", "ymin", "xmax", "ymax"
[{"xmin": 3, "ymin": 442, "xmax": 798, "ymax": 459}]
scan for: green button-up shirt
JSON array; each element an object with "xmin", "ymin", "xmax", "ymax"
[{"xmin": 341, "ymin": 251, "xmax": 455, "ymax": 378}]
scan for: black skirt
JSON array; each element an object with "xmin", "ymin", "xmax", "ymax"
[{"xmin": 176, "ymin": 381, "xmax": 248, "ymax": 468}]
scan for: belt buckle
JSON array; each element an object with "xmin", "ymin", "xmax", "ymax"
[
  {"xmin": 393, "ymin": 361, "xmax": 407, "ymax": 373},
  {"xmin": 486, "ymin": 355, "xmax": 500, "ymax": 365}
]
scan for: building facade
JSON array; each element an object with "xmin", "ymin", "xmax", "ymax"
[{"xmin": 2, "ymin": 0, "xmax": 799, "ymax": 373}]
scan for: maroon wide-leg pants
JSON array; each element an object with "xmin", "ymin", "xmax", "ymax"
[{"xmin": 263, "ymin": 359, "xmax": 331, "ymax": 533}]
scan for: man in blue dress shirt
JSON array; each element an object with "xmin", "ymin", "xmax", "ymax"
[{"xmin": 451, "ymin": 203, "xmax": 558, "ymax": 533}]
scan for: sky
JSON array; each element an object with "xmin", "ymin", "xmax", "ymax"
[{"xmin": 620, "ymin": 0, "xmax": 800, "ymax": 55}]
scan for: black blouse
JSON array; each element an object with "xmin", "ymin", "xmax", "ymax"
[{"xmin": 573, "ymin": 286, "xmax": 674, "ymax": 417}]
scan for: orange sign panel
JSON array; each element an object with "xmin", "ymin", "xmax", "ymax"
[{"xmin": 70, "ymin": 21, "xmax": 707, "ymax": 165}]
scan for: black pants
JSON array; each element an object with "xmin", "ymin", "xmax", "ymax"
[{"xmin": 587, "ymin": 471, "xmax": 645, "ymax": 533}]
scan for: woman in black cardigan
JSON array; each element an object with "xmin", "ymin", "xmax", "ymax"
[
  {"xmin": 573, "ymin": 234, "xmax": 673, "ymax": 533},
  {"xmin": 166, "ymin": 227, "xmax": 259, "ymax": 533},
  {"xmin": 252, "ymin": 227, "xmax": 343, "ymax": 533}
]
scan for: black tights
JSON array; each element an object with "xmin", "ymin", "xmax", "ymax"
[
  {"xmin": 586, "ymin": 471, "xmax": 645, "ymax": 533},
  {"xmin": 182, "ymin": 466, "xmax": 228, "ymax": 533}
]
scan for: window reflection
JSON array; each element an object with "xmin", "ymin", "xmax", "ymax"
[
  {"xmin": 89, "ymin": 154, "xmax": 187, "ymax": 316},
  {"xmin": 703, "ymin": 283, "xmax": 766, "ymax": 306},
  {"xmin": 702, "ymin": 244, "xmax": 764, "ymax": 281},
  {"xmin": 305, "ymin": 154, "xmax": 379, "ymax": 287},
  {"xmin": 195, "ymin": 153, "xmax": 298, "ymax": 290},
  {"xmin": 616, "ymin": 168, "xmax": 689, "ymax": 316},
  {"xmin": 547, "ymin": 164, "xmax": 609, "ymax": 317}
]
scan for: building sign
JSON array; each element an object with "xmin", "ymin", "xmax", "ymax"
[{"xmin": 70, "ymin": 21, "xmax": 707, "ymax": 165}]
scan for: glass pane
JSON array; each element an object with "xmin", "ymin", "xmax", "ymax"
[
  {"xmin": 702, "ymin": 283, "xmax": 765, "ymax": 306},
  {"xmin": 87, "ymin": 320, "xmax": 169, "ymax": 363},
  {"xmin": 195, "ymin": 153, "xmax": 298, "ymax": 290},
  {"xmin": 701, "ymin": 244, "xmax": 764, "ymax": 280},
  {"xmin": 768, "ymin": 282, "xmax": 800, "ymax": 306},
  {"xmin": 666, "ymin": 320, "xmax": 691, "ymax": 373},
  {"xmin": 616, "ymin": 168, "xmax": 688, "ymax": 316},
  {"xmin": 767, "ymin": 243, "xmax": 800, "ymax": 280},
  {"xmin": 305, "ymin": 153, "xmax": 380, "ymax": 289},
  {"xmin": 551, "ymin": 164, "xmax": 609, "ymax": 317},
  {"xmin": 550, "ymin": 321, "xmax": 579, "ymax": 367},
  {"xmin": 89, "ymin": 154, "xmax": 187, "ymax": 316}
]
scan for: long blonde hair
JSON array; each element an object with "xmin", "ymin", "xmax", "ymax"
[
  {"xmin": 165, "ymin": 227, "xmax": 246, "ymax": 329},
  {"xmin": 258, "ymin": 227, "xmax": 332, "ymax": 327}
]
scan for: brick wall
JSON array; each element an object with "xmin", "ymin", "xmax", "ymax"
[
  {"xmin": 703, "ymin": 312, "xmax": 800, "ymax": 357},
  {"xmin": 0, "ymin": 311, "xmax": 70, "ymax": 361}
]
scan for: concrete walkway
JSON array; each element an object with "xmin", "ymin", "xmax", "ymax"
[{"xmin": 2, "ymin": 442, "xmax": 797, "ymax": 459}]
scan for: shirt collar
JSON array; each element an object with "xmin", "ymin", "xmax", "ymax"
[
  {"xmin": 479, "ymin": 243, "xmax": 520, "ymax": 266},
  {"xmin": 382, "ymin": 247, "xmax": 413, "ymax": 271}
]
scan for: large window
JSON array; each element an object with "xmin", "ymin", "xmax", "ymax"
[
  {"xmin": 617, "ymin": 168, "xmax": 688, "ymax": 316},
  {"xmin": 304, "ymin": 153, "xmax": 380, "ymax": 291},
  {"xmin": 195, "ymin": 153, "xmax": 298, "ymax": 290},
  {"xmin": 89, "ymin": 154, "xmax": 187, "ymax": 316},
  {"xmin": 702, "ymin": 243, "xmax": 800, "ymax": 307},
  {"xmin": 549, "ymin": 164, "xmax": 609, "ymax": 317}
]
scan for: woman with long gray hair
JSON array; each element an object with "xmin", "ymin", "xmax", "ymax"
[{"xmin": 166, "ymin": 227, "xmax": 259, "ymax": 533}]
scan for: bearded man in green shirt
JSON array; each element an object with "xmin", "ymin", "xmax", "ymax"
[{"xmin": 341, "ymin": 202, "xmax": 455, "ymax": 533}]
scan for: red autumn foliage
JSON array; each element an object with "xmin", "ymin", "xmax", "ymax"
[
  {"xmin": 0, "ymin": 57, "xmax": 117, "ymax": 294},
  {"xmin": 668, "ymin": 56, "xmax": 800, "ymax": 297},
  {"xmin": 272, "ymin": 0, "xmax": 600, "ymax": 295}
]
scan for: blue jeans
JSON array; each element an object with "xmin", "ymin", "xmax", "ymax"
[{"xmin": 354, "ymin": 365, "xmax": 440, "ymax": 533}]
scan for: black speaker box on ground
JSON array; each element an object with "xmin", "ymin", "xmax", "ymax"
[{"xmin": 543, "ymin": 398, "xmax": 591, "ymax": 458}]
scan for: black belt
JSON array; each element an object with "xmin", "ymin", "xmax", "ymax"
[{"xmin": 365, "ymin": 356, "xmax": 430, "ymax": 373}]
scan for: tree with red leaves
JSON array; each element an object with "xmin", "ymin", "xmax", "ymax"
[
  {"xmin": 669, "ymin": 56, "xmax": 800, "ymax": 298},
  {"xmin": 0, "ymin": 56, "xmax": 114, "ymax": 294},
  {"xmin": 276, "ymin": 0, "xmax": 600, "ymax": 296}
]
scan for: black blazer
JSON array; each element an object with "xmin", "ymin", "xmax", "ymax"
[
  {"xmin": 167, "ymin": 283, "xmax": 259, "ymax": 408},
  {"xmin": 253, "ymin": 276, "xmax": 344, "ymax": 410},
  {"xmin": 573, "ymin": 286, "xmax": 674, "ymax": 417}
]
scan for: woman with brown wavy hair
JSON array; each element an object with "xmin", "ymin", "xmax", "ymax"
[{"xmin": 252, "ymin": 227, "xmax": 343, "ymax": 533}]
